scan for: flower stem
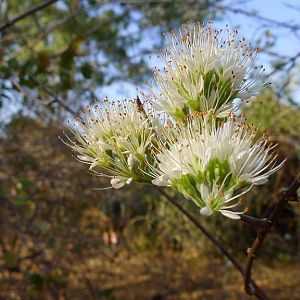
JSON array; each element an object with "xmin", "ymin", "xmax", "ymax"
[{"xmin": 158, "ymin": 188, "xmax": 269, "ymax": 300}]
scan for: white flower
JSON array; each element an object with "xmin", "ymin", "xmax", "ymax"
[
  {"xmin": 111, "ymin": 176, "xmax": 132, "ymax": 189},
  {"xmin": 62, "ymin": 98, "xmax": 160, "ymax": 188},
  {"xmin": 151, "ymin": 115, "xmax": 285, "ymax": 219},
  {"xmin": 150, "ymin": 23, "xmax": 268, "ymax": 118}
]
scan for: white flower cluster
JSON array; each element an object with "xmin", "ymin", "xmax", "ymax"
[
  {"xmin": 63, "ymin": 98, "xmax": 159, "ymax": 189},
  {"xmin": 150, "ymin": 23, "xmax": 267, "ymax": 118},
  {"xmin": 151, "ymin": 116, "xmax": 283, "ymax": 219},
  {"xmin": 64, "ymin": 23, "xmax": 284, "ymax": 219}
]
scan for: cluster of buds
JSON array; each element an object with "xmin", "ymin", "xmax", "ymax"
[{"xmin": 64, "ymin": 23, "xmax": 284, "ymax": 219}]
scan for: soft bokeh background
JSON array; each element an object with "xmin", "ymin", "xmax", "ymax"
[{"xmin": 0, "ymin": 1, "xmax": 300, "ymax": 299}]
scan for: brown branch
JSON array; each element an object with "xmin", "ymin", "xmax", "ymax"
[
  {"xmin": 158, "ymin": 188, "xmax": 269, "ymax": 300},
  {"xmin": 244, "ymin": 172, "xmax": 300, "ymax": 295},
  {"xmin": 0, "ymin": 0, "xmax": 59, "ymax": 33},
  {"xmin": 240, "ymin": 214, "xmax": 270, "ymax": 229}
]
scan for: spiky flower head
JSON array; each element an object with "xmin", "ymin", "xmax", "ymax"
[
  {"xmin": 62, "ymin": 22, "xmax": 285, "ymax": 222},
  {"xmin": 150, "ymin": 22, "xmax": 268, "ymax": 119},
  {"xmin": 62, "ymin": 98, "xmax": 160, "ymax": 189},
  {"xmin": 151, "ymin": 115, "xmax": 284, "ymax": 219}
]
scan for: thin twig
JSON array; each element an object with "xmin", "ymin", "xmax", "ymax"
[
  {"xmin": 29, "ymin": 76, "xmax": 76, "ymax": 115},
  {"xmin": 12, "ymin": 77, "xmax": 76, "ymax": 116},
  {"xmin": 158, "ymin": 188, "xmax": 269, "ymax": 300},
  {"xmin": 45, "ymin": 96, "xmax": 76, "ymax": 115},
  {"xmin": 0, "ymin": 0, "xmax": 59, "ymax": 33},
  {"xmin": 217, "ymin": 4, "xmax": 300, "ymax": 32},
  {"xmin": 244, "ymin": 172, "xmax": 300, "ymax": 295},
  {"xmin": 270, "ymin": 51, "xmax": 300, "ymax": 76}
]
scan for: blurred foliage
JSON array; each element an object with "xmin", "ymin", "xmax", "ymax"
[
  {"xmin": 0, "ymin": 0, "xmax": 220, "ymax": 120},
  {"xmin": 243, "ymin": 90, "xmax": 300, "ymax": 140}
]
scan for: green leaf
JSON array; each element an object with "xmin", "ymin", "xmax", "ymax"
[
  {"xmin": 81, "ymin": 63, "xmax": 93, "ymax": 79},
  {"xmin": 68, "ymin": 37, "xmax": 85, "ymax": 56}
]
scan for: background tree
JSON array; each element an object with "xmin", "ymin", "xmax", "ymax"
[{"xmin": 0, "ymin": 0, "xmax": 220, "ymax": 123}]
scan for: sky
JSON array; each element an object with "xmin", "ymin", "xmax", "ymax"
[
  {"xmin": 219, "ymin": 0, "xmax": 300, "ymax": 61},
  {"xmin": 101, "ymin": 0, "xmax": 300, "ymax": 103}
]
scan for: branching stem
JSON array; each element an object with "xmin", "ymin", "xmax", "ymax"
[
  {"xmin": 244, "ymin": 172, "xmax": 300, "ymax": 295},
  {"xmin": 158, "ymin": 188, "xmax": 269, "ymax": 300}
]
